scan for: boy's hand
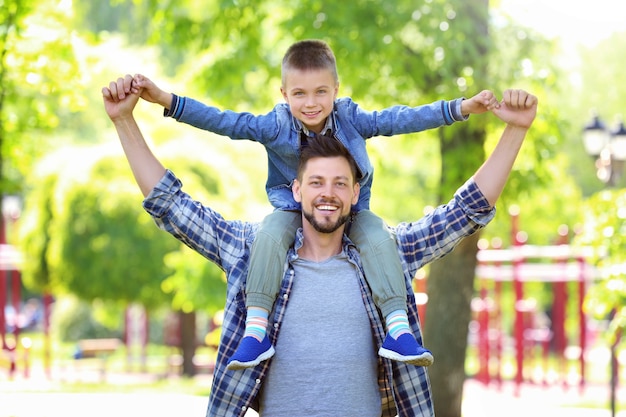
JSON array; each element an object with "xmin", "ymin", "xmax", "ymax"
[
  {"xmin": 131, "ymin": 74, "xmax": 172, "ymax": 108},
  {"xmin": 492, "ymin": 89, "xmax": 538, "ymax": 129},
  {"xmin": 461, "ymin": 90, "xmax": 499, "ymax": 115}
]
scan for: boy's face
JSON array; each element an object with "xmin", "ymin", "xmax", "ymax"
[{"xmin": 281, "ymin": 68, "xmax": 339, "ymax": 134}]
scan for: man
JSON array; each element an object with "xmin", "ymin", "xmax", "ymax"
[{"xmin": 102, "ymin": 75, "xmax": 537, "ymax": 417}]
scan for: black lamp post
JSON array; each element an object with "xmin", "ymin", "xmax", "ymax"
[{"xmin": 582, "ymin": 115, "xmax": 626, "ymax": 186}]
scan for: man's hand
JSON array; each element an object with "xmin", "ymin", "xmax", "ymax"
[
  {"xmin": 492, "ymin": 89, "xmax": 538, "ymax": 129},
  {"xmin": 102, "ymin": 74, "xmax": 141, "ymax": 121},
  {"xmin": 461, "ymin": 90, "xmax": 499, "ymax": 115}
]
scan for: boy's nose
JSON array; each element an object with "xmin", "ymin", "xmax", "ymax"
[{"xmin": 305, "ymin": 94, "xmax": 316, "ymax": 106}]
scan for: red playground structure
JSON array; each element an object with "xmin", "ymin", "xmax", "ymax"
[{"xmin": 471, "ymin": 208, "xmax": 598, "ymax": 395}]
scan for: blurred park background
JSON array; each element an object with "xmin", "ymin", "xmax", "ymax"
[{"xmin": 1, "ymin": 0, "xmax": 626, "ymax": 416}]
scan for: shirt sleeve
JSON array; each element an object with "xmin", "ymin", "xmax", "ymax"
[
  {"xmin": 394, "ymin": 178, "xmax": 495, "ymax": 275},
  {"xmin": 142, "ymin": 169, "xmax": 254, "ymax": 274}
]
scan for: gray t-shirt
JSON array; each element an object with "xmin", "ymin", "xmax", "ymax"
[{"xmin": 259, "ymin": 253, "xmax": 381, "ymax": 416}]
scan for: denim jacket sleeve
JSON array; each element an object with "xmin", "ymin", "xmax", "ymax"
[
  {"xmin": 336, "ymin": 97, "xmax": 466, "ymax": 138},
  {"xmin": 164, "ymin": 94, "xmax": 286, "ymax": 145}
]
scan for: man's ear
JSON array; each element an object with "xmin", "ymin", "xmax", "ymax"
[
  {"xmin": 293, "ymin": 179, "xmax": 302, "ymax": 203},
  {"xmin": 352, "ymin": 182, "xmax": 360, "ymax": 205}
]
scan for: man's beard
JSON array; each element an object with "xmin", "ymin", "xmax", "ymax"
[{"xmin": 302, "ymin": 207, "xmax": 351, "ymax": 233}]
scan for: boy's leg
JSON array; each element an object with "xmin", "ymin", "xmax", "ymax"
[
  {"xmin": 349, "ymin": 210, "xmax": 434, "ymax": 366},
  {"xmin": 227, "ymin": 210, "xmax": 301, "ymax": 370}
]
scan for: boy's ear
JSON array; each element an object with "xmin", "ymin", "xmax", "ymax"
[
  {"xmin": 292, "ymin": 179, "xmax": 302, "ymax": 202},
  {"xmin": 281, "ymin": 87, "xmax": 288, "ymax": 102}
]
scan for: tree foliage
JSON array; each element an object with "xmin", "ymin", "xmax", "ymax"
[
  {"xmin": 575, "ymin": 189, "xmax": 626, "ymax": 344},
  {"xmin": 0, "ymin": 0, "xmax": 82, "ymax": 193},
  {"xmin": 19, "ymin": 133, "xmax": 261, "ymax": 311}
]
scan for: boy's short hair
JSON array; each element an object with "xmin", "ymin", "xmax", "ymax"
[
  {"xmin": 281, "ymin": 40, "xmax": 339, "ymax": 85},
  {"xmin": 297, "ymin": 134, "xmax": 358, "ymax": 183}
]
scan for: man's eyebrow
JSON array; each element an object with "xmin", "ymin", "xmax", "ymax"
[{"xmin": 306, "ymin": 174, "xmax": 350, "ymax": 181}]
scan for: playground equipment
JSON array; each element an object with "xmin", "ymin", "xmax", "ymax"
[{"xmin": 472, "ymin": 209, "xmax": 598, "ymax": 396}]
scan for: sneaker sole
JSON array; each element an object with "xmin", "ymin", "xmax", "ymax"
[
  {"xmin": 226, "ymin": 346, "xmax": 276, "ymax": 371},
  {"xmin": 378, "ymin": 347, "xmax": 434, "ymax": 366}
]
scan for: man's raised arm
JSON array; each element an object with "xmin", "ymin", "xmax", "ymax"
[
  {"xmin": 102, "ymin": 74, "xmax": 166, "ymax": 197},
  {"xmin": 473, "ymin": 89, "xmax": 538, "ymax": 206}
]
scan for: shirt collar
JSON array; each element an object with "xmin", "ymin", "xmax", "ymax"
[
  {"xmin": 297, "ymin": 110, "xmax": 335, "ymax": 137},
  {"xmin": 290, "ymin": 227, "xmax": 357, "ymax": 261}
]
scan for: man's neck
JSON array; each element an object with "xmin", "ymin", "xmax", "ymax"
[{"xmin": 297, "ymin": 223, "xmax": 344, "ymax": 262}]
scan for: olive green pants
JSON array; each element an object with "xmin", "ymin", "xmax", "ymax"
[{"xmin": 246, "ymin": 210, "xmax": 407, "ymax": 318}]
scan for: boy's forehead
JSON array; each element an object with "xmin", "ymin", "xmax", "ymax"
[{"xmin": 284, "ymin": 67, "xmax": 336, "ymax": 85}]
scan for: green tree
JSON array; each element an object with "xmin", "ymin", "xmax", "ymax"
[
  {"xmin": 20, "ymin": 133, "xmax": 263, "ymax": 374},
  {"xmin": 575, "ymin": 189, "xmax": 626, "ymax": 343},
  {"xmin": 0, "ymin": 0, "xmax": 80, "ymax": 194}
]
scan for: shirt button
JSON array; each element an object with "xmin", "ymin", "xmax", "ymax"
[
  {"xmin": 241, "ymin": 405, "xmax": 247, "ymax": 411},
  {"xmin": 283, "ymin": 294, "xmax": 288, "ymax": 300},
  {"xmin": 255, "ymin": 378, "xmax": 261, "ymax": 384},
  {"xmin": 274, "ymin": 323, "xmax": 279, "ymax": 329}
]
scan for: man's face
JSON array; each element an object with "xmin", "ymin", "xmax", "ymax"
[
  {"xmin": 281, "ymin": 68, "xmax": 338, "ymax": 134},
  {"xmin": 293, "ymin": 156, "xmax": 359, "ymax": 234}
]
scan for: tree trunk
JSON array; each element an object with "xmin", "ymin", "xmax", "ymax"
[
  {"xmin": 179, "ymin": 310, "xmax": 196, "ymax": 377},
  {"xmin": 424, "ymin": 234, "xmax": 480, "ymax": 417}
]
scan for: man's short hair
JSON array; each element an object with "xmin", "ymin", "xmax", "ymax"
[
  {"xmin": 297, "ymin": 134, "xmax": 358, "ymax": 183},
  {"xmin": 281, "ymin": 39, "xmax": 339, "ymax": 85}
]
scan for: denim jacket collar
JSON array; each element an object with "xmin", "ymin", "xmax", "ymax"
[{"xmin": 293, "ymin": 106, "xmax": 337, "ymax": 137}]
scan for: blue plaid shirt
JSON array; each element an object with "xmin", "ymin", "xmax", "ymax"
[{"xmin": 143, "ymin": 170, "xmax": 495, "ymax": 417}]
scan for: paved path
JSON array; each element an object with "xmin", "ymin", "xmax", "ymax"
[{"xmin": 1, "ymin": 370, "xmax": 623, "ymax": 417}]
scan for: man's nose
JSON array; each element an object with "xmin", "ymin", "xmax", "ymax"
[{"xmin": 320, "ymin": 184, "xmax": 334, "ymax": 197}]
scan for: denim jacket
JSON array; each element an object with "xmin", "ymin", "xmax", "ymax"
[{"xmin": 166, "ymin": 95, "xmax": 466, "ymax": 211}]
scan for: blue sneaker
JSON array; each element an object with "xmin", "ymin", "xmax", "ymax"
[
  {"xmin": 226, "ymin": 335, "xmax": 275, "ymax": 370},
  {"xmin": 378, "ymin": 333, "xmax": 434, "ymax": 366}
]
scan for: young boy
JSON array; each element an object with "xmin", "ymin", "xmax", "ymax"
[{"xmin": 131, "ymin": 39, "xmax": 497, "ymax": 370}]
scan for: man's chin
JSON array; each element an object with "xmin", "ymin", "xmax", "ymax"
[{"xmin": 306, "ymin": 213, "xmax": 350, "ymax": 234}]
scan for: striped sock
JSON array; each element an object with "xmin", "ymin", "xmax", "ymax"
[
  {"xmin": 244, "ymin": 307, "xmax": 269, "ymax": 342},
  {"xmin": 386, "ymin": 309, "xmax": 411, "ymax": 340}
]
